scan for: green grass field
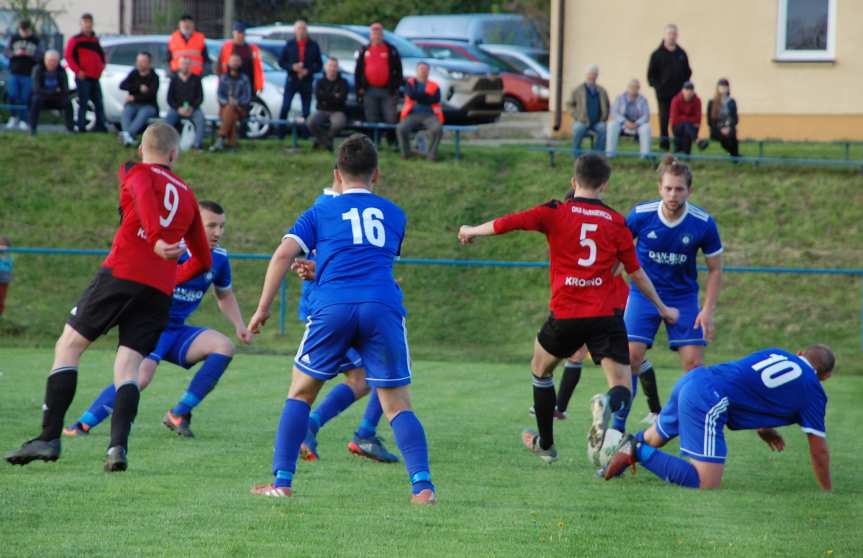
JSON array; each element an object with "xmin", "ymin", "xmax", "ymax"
[{"xmin": 1, "ymin": 348, "xmax": 861, "ymax": 557}]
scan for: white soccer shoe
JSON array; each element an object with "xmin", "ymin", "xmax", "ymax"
[
  {"xmin": 6, "ymin": 116, "xmax": 19, "ymax": 129},
  {"xmin": 587, "ymin": 393, "xmax": 611, "ymax": 455},
  {"xmin": 640, "ymin": 412, "xmax": 659, "ymax": 425},
  {"xmin": 18, "ymin": 120, "xmax": 29, "ymax": 131}
]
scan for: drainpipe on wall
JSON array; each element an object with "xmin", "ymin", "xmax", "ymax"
[{"xmin": 553, "ymin": 0, "xmax": 565, "ymax": 131}]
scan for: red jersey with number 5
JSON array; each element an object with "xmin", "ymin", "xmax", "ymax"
[
  {"xmin": 493, "ymin": 197, "xmax": 640, "ymax": 319},
  {"xmin": 103, "ymin": 163, "xmax": 211, "ymax": 295}
]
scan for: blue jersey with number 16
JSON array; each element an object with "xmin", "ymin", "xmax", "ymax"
[{"xmin": 285, "ymin": 188, "xmax": 406, "ymax": 315}]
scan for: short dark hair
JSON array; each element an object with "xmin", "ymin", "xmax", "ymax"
[
  {"xmin": 337, "ymin": 134, "xmax": 378, "ymax": 182},
  {"xmin": 803, "ymin": 344, "xmax": 836, "ymax": 376},
  {"xmin": 81, "ymin": 13, "xmax": 93, "ymax": 21},
  {"xmin": 199, "ymin": 200, "xmax": 225, "ymax": 215},
  {"xmin": 573, "ymin": 153, "xmax": 611, "ymax": 189},
  {"xmin": 19, "ymin": 19, "xmax": 31, "ymax": 30},
  {"xmin": 138, "ymin": 51, "xmax": 152, "ymax": 60},
  {"xmin": 657, "ymin": 154, "xmax": 693, "ymax": 187},
  {"xmin": 180, "ymin": 13, "xmax": 194, "ymax": 22}
]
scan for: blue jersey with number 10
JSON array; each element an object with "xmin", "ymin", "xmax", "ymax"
[{"xmin": 285, "ymin": 188, "xmax": 406, "ymax": 315}]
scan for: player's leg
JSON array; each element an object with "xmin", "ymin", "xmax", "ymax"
[
  {"xmin": 677, "ymin": 345, "xmax": 705, "ymax": 372},
  {"xmin": 301, "ymin": 362, "xmax": 368, "ymax": 461},
  {"xmin": 525, "ymin": 337, "xmax": 562, "ymax": 460},
  {"xmin": 376, "ymin": 386, "xmax": 434, "ymax": 503},
  {"xmin": 555, "ymin": 345, "xmax": 587, "ymax": 417},
  {"xmin": 667, "ymin": 295, "xmax": 707, "ymax": 373},
  {"xmin": 349, "ymin": 388, "xmax": 399, "ymax": 463},
  {"xmin": 105, "ymin": 345, "xmax": 146, "ymax": 471},
  {"xmin": 625, "ymin": 287, "xmax": 664, "ymax": 421},
  {"xmin": 586, "ymin": 315, "xmax": 635, "ymax": 440}
]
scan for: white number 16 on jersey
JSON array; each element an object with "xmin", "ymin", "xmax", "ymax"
[{"xmin": 342, "ymin": 207, "xmax": 386, "ymax": 247}]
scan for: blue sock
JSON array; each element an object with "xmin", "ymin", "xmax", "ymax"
[
  {"xmin": 273, "ymin": 398, "xmax": 310, "ymax": 488},
  {"xmin": 390, "ymin": 410, "xmax": 433, "ymax": 495},
  {"xmin": 356, "ymin": 389, "xmax": 383, "ymax": 438},
  {"xmin": 79, "ymin": 384, "xmax": 116, "ymax": 430},
  {"xmin": 308, "ymin": 383, "xmax": 355, "ymax": 435},
  {"xmin": 637, "ymin": 444, "xmax": 700, "ymax": 488},
  {"xmin": 611, "ymin": 377, "xmax": 638, "ymax": 432},
  {"xmin": 171, "ymin": 354, "xmax": 232, "ymax": 416}
]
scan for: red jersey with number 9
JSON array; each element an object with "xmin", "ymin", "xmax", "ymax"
[
  {"xmin": 103, "ymin": 163, "xmax": 211, "ymax": 295},
  {"xmin": 493, "ymin": 197, "xmax": 640, "ymax": 319}
]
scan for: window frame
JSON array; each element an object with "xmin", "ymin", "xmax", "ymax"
[{"xmin": 775, "ymin": 0, "xmax": 837, "ymax": 62}]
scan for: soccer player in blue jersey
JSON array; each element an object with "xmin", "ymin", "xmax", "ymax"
[
  {"xmin": 63, "ymin": 201, "xmax": 252, "ymax": 438},
  {"xmin": 292, "ymin": 179, "xmax": 398, "ymax": 463},
  {"xmin": 624, "ymin": 155, "xmax": 723, "ymax": 426},
  {"xmin": 602, "ymin": 345, "xmax": 834, "ymax": 491},
  {"xmin": 248, "ymin": 134, "xmax": 434, "ymax": 503}
]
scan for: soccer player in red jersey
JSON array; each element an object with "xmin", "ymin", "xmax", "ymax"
[
  {"xmin": 458, "ymin": 154, "xmax": 679, "ymax": 463},
  {"xmin": 5, "ymin": 122, "xmax": 212, "ymax": 472}
]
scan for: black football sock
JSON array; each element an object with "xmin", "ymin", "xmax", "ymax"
[
  {"xmin": 638, "ymin": 361, "xmax": 662, "ymax": 413},
  {"xmin": 606, "ymin": 385, "xmax": 632, "ymax": 418},
  {"xmin": 532, "ymin": 374, "xmax": 556, "ymax": 450},
  {"xmin": 109, "ymin": 382, "xmax": 140, "ymax": 451},
  {"xmin": 39, "ymin": 367, "xmax": 78, "ymax": 441},
  {"xmin": 556, "ymin": 362, "xmax": 583, "ymax": 413}
]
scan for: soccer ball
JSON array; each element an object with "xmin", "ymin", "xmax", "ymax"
[{"xmin": 588, "ymin": 427, "xmax": 624, "ymax": 468}]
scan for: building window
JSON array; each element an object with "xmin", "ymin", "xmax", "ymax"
[{"xmin": 776, "ymin": 0, "xmax": 836, "ymax": 61}]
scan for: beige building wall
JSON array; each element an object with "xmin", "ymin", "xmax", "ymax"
[
  {"xmin": 550, "ymin": 0, "xmax": 863, "ymax": 140},
  {"xmin": 54, "ymin": 0, "xmax": 130, "ymax": 39}
]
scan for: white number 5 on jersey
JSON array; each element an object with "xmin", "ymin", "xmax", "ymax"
[
  {"xmin": 342, "ymin": 207, "xmax": 386, "ymax": 247},
  {"xmin": 577, "ymin": 223, "xmax": 598, "ymax": 267}
]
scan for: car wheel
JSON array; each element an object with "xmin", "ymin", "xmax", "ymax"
[
  {"xmin": 503, "ymin": 96, "xmax": 524, "ymax": 113},
  {"xmin": 244, "ymin": 98, "xmax": 272, "ymax": 139},
  {"xmin": 70, "ymin": 91, "xmax": 97, "ymax": 132}
]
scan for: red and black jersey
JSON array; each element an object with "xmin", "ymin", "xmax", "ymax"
[
  {"xmin": 64, "ymin": 32, "xmax": 105, "ymax": 79},
  {"xmin": 494, "ymin": 197, "xmax": 640, "ymax": 319},
  {"xmin": 103, "ymin": 163, "xmax": 211, "ymax": 296}
]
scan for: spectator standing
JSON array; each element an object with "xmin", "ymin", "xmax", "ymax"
[
  {"xmin": 397, "ymin": 61, "xmax": 444, "ymax": 161},
  {"xmin": 5, "ymin": 19, "xmax": 40, "ymax": 131},
  {"xmin": 119, "ymin": 51, "xmax": 159, "ymax": 147},
  {"xmin": 568, "ymin": 64, "xmax": 609, "ymax": 155},
  {"xmin": 0, "ymin": 236, "xmax": 11, "ymax": 318},
  {"xmin": 167, "ymin": 14, "xmax": 209, "ymax": 76},
  {"xmin": 307, "ymin": 58, "xmax": 349, "ymax": 151},
  {"xmin": 355, "ymin": 22, "xmax": 403, "ymax": 148},
  {"xmin": 64, "ymin": 13, "xmax": 107, "ymax": 132},
  {"xmin": 217, "ymin": 22, "xmax": 263, "ymax": 94},
  {"xmin": 165, "ymin": 57, "xmax": 205, "ymax": 150},
  {"xmin": 29, "ymin": 50, "xmax": 73, "ymax": 135},
  {"xmin": 211, "ymin": 53, "xmax": 252, "ymax": 152},
  {"xmin": 669, "ymin": 81, "xmax": 701, "ymax": 154},
  {"xmin": 647, "ymin": 24, "xmax": 692, "ymax": 151},
  {"xmin": 706, "ymin": 78, "xmax": 740, "ymax": 157},
  {"xmin": 277, "ymin": 19, "xmax": 322, "ymax": 138},
  {"xmin": 607, "ymin": 79, "xmax": 652, "ymax": 158}
]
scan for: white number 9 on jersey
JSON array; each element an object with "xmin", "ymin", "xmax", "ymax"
[
  {"xmin": 160, "ymin": 183, "xmax": 179, "ymax": 227},
  {"xmin": 342, "ymin": 207, "xmax": 386, "ymax": 247}
]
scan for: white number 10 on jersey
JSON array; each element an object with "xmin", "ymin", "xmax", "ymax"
[
  {"xmin": 752, "ymin": 354, "xmax": 802, "ymax": 388},
  {"xmin": 342, "ymin": 207, "xmax": 386, "ymax": 247}
]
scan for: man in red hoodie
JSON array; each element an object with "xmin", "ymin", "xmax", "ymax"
[
  {"xmin": 669, "ymin": 81, "xmax": 702, "ymax": 155},
  {"xmin": 64, "ymin": 13, "xmax": 107, "ymax": 132}
]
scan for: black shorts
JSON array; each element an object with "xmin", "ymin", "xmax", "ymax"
[
  {"xmin": 537, "ymin": 312, "xmax": 630, "ymax": 366},
  {"xmin": 67, "ymin": 268, "xmax": 172, "ymax": 356}
]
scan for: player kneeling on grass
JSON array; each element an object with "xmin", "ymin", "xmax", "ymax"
[
  {"xmin": 602, "ymin": 345, "xmax": 834, "ymax": 491},
  {"xmin": 458, "ymin": 154, "xmax": 679, "ymax": 464},
  {"xmin": 64, "ymin": 201, "xmax": 252, "ymax": 439},
  {"xmin": 5, "ymin": 122, "xmax": 211, "ymax": 472},
  {"xmin": 247, "ymin": 134, "xmax": 435, "ymax": 503}
]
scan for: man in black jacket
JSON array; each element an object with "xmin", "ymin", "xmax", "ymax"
[
  {"xmin": 647, "ymin": 24, "xmax": 691, "ymax": 151},
  {"xmin": 29, "ymin": 50, "xmax": 73, "ymax": 135},
  {"xmin": 165, "ymin": 57, "xmax": 205, "ymax": 150},
  {"xmin": 307, "ymin": 58, "xmax": 349, "ymax": 151},
  {"xmin": 277, "ymin": 19, "xmax": 322, "ymax": 139},
  {"xmin": 355, "ymin": 22, "xmax": 403, "ymax": 147},
  {"xmin": 119, "ymin": 51, "xmax": 159, "ymax": 146}
]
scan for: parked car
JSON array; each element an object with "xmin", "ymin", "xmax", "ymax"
[
  {"xmin": 246, "ymin": 23, "xmax": 504, "ymax": 123},
  {"xmin": 67, "ymin": 35, "xmax": 293, "ymax": 138},
  {"xmin": 478, "ymin": 44, "xmax": 550, "ymax": 81},
  {"xmin": 0, "ymin": 52, "xmax": 8, "ymax": 102},
  {"xmin": 416, "ymin": 40, "xmax": 548, "ymax": 112},
  {"xmin": 395, "ymin": 13, "xmax": 546, "ymax": 51}
]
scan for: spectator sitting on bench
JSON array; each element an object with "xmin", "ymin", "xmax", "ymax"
[
  {"xmin": 607, "ymin": 78, "xmax": 651, "ymax": 158},
  {"xmin": 397, "ymin": 61, "xmax": 444, "ymax": 161},
  {"xmin": 211, "ymin": 53, "xmax": 251, "ymax": 152},
  {"xmin": 706, "ymin": 78, "xmax": 739, "ymax": 157},
  {"xmin": 670, "ymin": 81, "xmax": 705, "ymax": 155},
  {"xmin": 119, "ymin": 51, "xmax": 159, "ymax": 147},
  {"xmin": 308, "ymin": 57, "xmax": 349, "ymax": 151},
  {"xmin": 165, "ymin": 57, "xmax": 205, "ymax": 150},
  {"xmin": 29, "ymin": 50, "xmax": 73, "ymax": 136},
  {"xmin": 568, "ymin": 64, "xmax": 609, "ymax": 155}
]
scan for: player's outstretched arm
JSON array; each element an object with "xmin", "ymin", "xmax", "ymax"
[
  {"xmin": 215, "ymin": 288, "xmax": 252, "ymax": 344},
  {"xmin": 248, "ymin": 238, "xmax": 303, "ymax": 334},
  {"xmin": 629, "ymin": 268, "xmax": 679, "ymax": 325},
  {"xmin": 458, "ymin": 221, "xmax": 497, "ymax": 245},
  {"xmin": 807, "ymin": 433, "xmax": 832, "ymax": 492},
  {"xmin": 756, "ymin": 428, "xmax": 785, "ymax": 452},
  {"xmin": 694, "ymin": 254, "xmax": 722, "ymax": 341}
]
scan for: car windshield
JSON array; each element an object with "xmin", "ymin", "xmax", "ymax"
[
  {"xmin": 495, "ymin": 52, "xmax": 532, "ymax": 74},
  {"xmin": 477, "ymin": 19, "xmax": 545, "ymax": 49},
  {"xmin": 472, "ymin": 49, "xmax": 520, "ymax": 73},
  {"xmin": 532, "ymin": 53, "xmax": 550, "ymax": 68}
]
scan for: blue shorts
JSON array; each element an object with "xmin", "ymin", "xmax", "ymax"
[
  {"xmin": 294, "ymin": 302, "xmax": 411, "ymax": 388},
  {"xmin": 624, "ymin": 289, "xmax": 707, "ymax": 349},
  {"xmin": 655, "ymin": 368, "xmax": 729, "ymax": 463},
  {"xmin": 147, "ymin": 324, "xmax": 207, "ymax": 369}
]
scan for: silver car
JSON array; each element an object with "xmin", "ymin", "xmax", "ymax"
[
  {"xmin": 246, "ymin": 23, "xmax": 504, "ymax": 123},
  {"xmin": 67, "ymin": 35, "xmax": 292, "ymax": 138}
]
